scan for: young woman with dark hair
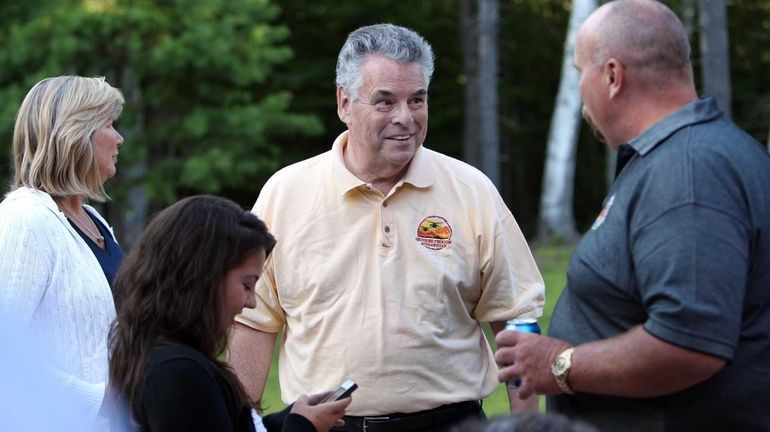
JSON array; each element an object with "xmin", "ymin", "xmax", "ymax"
[{"xmin": 108, "ymin": 196, "xmax": 350, "ymax": 431}]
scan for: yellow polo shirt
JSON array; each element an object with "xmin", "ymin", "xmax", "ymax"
[{"xmin": 237, "ymin": 131, "xmax": 544, "ymax": 415}]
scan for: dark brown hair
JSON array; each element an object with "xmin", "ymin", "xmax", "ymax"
[{"xmin": 108, "ymin": 195, "xmax": 275, "ymax": 427}]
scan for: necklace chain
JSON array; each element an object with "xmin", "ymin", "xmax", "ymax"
[{"xmin": 57, "ymin": 200, "xmax": 105, "ymax": 243}]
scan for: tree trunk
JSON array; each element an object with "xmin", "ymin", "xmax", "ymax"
[
  {"xmin": 115, "ymin": 65, "xmax": 148, "ymax": 250},
  {"xmin": 460, "ymin": 0, "xmax": 480, "ymax": 169},
  {"xmin": 478, "ymin": 0, "xmax": 501, "ymax": 190},
  {"xmin": 537, "ymin": 0, "xmax": 597, "ymax": 243},
  {"xmin": 698, "ymin": 0, "xmax": 732, "ymax": 118}
]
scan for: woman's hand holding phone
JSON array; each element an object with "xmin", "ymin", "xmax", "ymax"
[{"xmin": 291, "ymin": 381, "xmax": 356, "ymax": 431}]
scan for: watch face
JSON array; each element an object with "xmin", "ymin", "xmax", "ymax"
[{"xmin": 552, "ymin": 356, "xmax": 567, "ymax": 375}]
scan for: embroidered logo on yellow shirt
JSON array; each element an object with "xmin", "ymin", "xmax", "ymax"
[
  {"xmin": 591, "ymin": 194, "xmax": 615, "ymax": 230},
  {"xmin": 415, "ymin": 216, "xmax": 453, "ymax": 250}
]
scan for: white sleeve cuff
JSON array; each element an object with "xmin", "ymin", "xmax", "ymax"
[
  {"xmin": 251, "ymin": 408, "xmax": 268, "ymax": 432},
  {"xmin": 53, "ymin": 371, "xmax": 106, "ymax": 419}
]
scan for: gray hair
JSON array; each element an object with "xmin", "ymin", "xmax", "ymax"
[
  {"xmin": 593, "ymin": 0, "xmax": 690, "ymax": 70},
  {"xmin": 335, "ymin": 23, "xmax": 434, "ymax": 100}
]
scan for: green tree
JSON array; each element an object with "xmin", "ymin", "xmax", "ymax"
[
  {"xmin": 0, "ymin": 0, "xmax": 322, "ymax": 245},
  {"xmin": 726, "ymin": 0, "xmax": 770, "ymax": 146},
  {"xmin": 5, "ymin": 1, "xmax": 765, "ymax": 240}
]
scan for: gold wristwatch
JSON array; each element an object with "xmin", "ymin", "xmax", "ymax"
[{"xmin": 551, "ymin": 347, "xmax": 576, "ymax": 395}]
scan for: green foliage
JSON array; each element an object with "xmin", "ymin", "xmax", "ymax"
[
  {"xmin": 1, "ymin": 0, "xmax": 768, "ymax": 236},
  {"xmin": 499, "ymin": 0, "xmax": 572, "ymax": 234},
  {"xmin": 727, "ymin": 0, "xmax": 770, "ymax": 143},
  {"xmin": 0, "ymin": 0, "xmax": 322, "ymax": 208}
]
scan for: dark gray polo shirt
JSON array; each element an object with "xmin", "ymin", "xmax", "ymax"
[{"xmin": 548, "ymin": 97, "xmax": 770, "ymax": 431}]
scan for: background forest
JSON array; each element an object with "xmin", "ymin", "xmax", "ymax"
[
  {"xmin": 1, "ymin": 0, "xmax": 769, "ymax": 247},
  {"xmin": 1, "ymin": 0, "xmax": 768, "ymax": 417}
]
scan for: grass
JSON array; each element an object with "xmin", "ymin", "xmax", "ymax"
[{"xmin": 258, "ymin": 243, "xmax": 574, "ymax": 416}]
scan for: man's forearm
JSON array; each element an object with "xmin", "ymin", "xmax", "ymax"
[
  {"xmin": 569, "ymin": 326, "xmax": 726, "ymax": 397},
  {"xmin": 228, "ymin": 322, "xmax": 276, "ymax": 403}
]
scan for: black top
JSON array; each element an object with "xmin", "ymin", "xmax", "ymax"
[
  {"xmin": 548, "ymin": 97, "xmax": 770, "ymax": 431},
  {"xmin": 68, "ymin": 209, "xmax": 124, "ymax": 288},
  {"xmin": 120, "ymin": 343, "xmax": 315, "ymax": 432}
]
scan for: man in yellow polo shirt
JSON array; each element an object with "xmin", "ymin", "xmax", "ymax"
[{"xmin": 229, "ymin": 23, "xmax": 545, "ymax": 432}]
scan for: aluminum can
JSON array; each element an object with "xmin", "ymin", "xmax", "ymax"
[{"xmin": 504, "ymin": 318, "xmax": 541, "ymax": 389}]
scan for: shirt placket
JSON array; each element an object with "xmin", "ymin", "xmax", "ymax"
[{"xmin": 380, "ymin": 196, "xmax": 395, "ymax": 248}]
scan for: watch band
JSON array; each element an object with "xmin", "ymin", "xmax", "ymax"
[{"xmin": 553, "ymin": 347, "xmax": 576, "ymax": 395}]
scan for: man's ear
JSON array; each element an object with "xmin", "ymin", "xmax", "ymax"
[
  {"xmin": 337, "ymin": 86, "xmax": 351, "ymax": 124},
  {"xmin": 605, "ymin": 58, "xmax": 624, "ymax": 99}
]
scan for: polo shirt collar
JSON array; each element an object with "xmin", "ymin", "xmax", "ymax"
[
  {"xmin": 627, "ymin": 96, "xmax": 722, "ymax": 156},
  {"xmin": 332, "ymin": 131, "xmax": 364, "ymax": 195},
  {"xmin": 615, "ymin": 97, "xmax": 722, "ymax": 177},
  {"xmin": 331, "ymin": 130, "xmax": 434, "ymax": 196},
  {"xmin": 400, "ymin": 143, "xmax": 433, "ymax": 189}
]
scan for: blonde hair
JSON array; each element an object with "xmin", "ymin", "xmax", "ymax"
[{"xmin": 12, "ymin": 76, "xmax": 125, "ymax": 201}]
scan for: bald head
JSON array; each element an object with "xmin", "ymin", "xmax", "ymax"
[
  {"xmin": 581, "ymin": 0, "xmax": 690, "ymax": 71},
  {"xmin": 574, "ymin": 0, "xmax": 698, "ymax": 147}
]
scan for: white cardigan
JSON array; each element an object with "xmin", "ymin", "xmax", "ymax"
[{"xmin": 0, "ymin": 187, "xmax": 117, "ymax": 419}]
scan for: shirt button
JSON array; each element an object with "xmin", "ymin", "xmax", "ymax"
[
  {"xmin": 384, "ymin": 226, "xmax": 390, "ymax": 233},
  {"xmin": 383, "ymin": 201, "xmax": 388, "ymax": 207}
]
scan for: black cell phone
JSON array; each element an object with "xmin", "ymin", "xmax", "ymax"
[{"xmin": 321, "ymin": 379, "xmax": 358, "ymax": 403}]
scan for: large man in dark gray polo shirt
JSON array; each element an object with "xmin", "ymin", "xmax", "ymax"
[{"xmin": 495, "ymin": 1, "xmax": 770, "ymax": 431}]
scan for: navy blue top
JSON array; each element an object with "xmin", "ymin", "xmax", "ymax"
[
  {"xmin": 548, "ymin": 97, "xmax": 770, "ymax": 431},
  {"xmin": 68, "ymin": 211, "xmax": 124, "ymax": 289}
]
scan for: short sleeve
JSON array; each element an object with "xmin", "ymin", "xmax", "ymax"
[
  {"xmin": 474, "ymin": 208, "xmax": 544, "ymax": 323},
  {"xmin": 634, "ymin": 203, "xmax": 748, "ymax": 360},
  {"xmin": 237, "ymin": 183, "xmax": 286, "ymax": 333},
  {"xmin": 235, "ymin": 254, "xmax": 285, "ymax": 332}
]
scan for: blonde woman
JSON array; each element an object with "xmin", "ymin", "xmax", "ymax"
[{"xmin": 0, "ymin": 76, "xmax": 125, "ymax": 424}]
